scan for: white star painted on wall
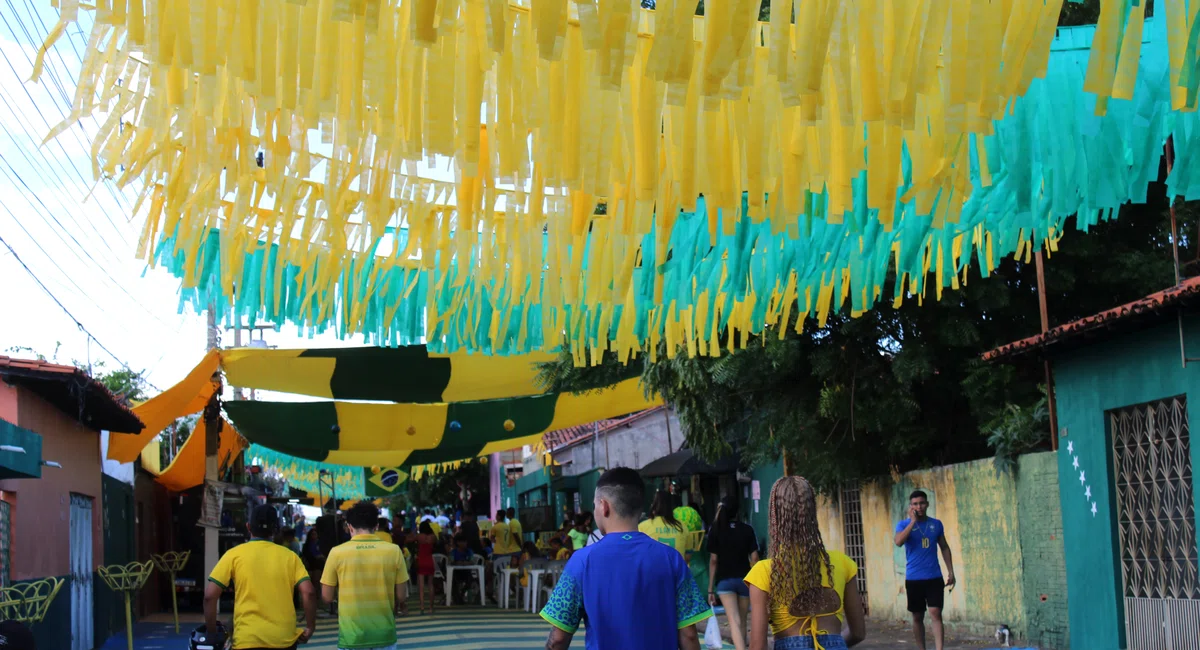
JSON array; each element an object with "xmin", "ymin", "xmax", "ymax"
[
  {"xmin": 1073, "ymin": 456, "xmax": 1079, "ymax": 469},
  {"xmin": 1091, "ymin": 502, "xmax": 1098, "ymax": 517},
  {"xmin": 1067, "ymin": 441, "xmax": 1074, "ymax": 454},
  {"xmin": 1085, "ymin": 485, "xmax": 1091, "ymax": 500},
  {"xmin": 1080, "ymin": 470, "xmax": 1086, "ymax": 485}
]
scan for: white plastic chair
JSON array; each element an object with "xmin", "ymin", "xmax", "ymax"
[
  {"xmin": 535, "ymin": 560, "xmax": 567, "ymax": 613},
  {"xmin": 521, "ymin": 558, "xmax": 549, "ymax": 612},
  {"xmin": 491, "ymin": 555, "xmax": 514, "ymax": 608}
]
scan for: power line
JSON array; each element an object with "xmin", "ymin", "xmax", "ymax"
[{"xmin": 0, "ymin": 231, "xmax": 160, "ymax": 391}]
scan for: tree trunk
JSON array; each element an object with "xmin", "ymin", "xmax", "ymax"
[{"xmin": 782, "ymin": 449, "xmax": 793, "ymax": 477}]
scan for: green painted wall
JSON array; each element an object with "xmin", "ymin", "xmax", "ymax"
[
  {"xmin": 1016, "ymin": 452, "xmax": 1070, "ymax": 649},
  {"xmin": 1052, "ymin": 319, "xmax": 1200, "ymax": 650},
  {"xmin": 749, "ymin": 460, "xmax": 784, "ymax": 547},
  {"xmin": 578, "ymin": 469, "xmax": 602, "ymax": 516},
  {"xmin": 97, "ymin": 475, "xmax": 136, "ymax": 646},
  {"xmin": 953, "ymin": 459, "xmax": 1027, "ymax": 636}
]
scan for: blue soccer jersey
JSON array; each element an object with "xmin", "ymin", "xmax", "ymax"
[
  {"xmin": 540, "ymin": 531, "xmax": 712, "ymax": 649},
  {"xmin": 895, "ymin": 517, "xmax": 945, "ymax": 580}
]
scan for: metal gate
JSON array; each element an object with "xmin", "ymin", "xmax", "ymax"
[
  {"xmin": 1110, "ymin": 397, "xmax": 1200, "ymax": 650},
  {"xmin": 0, "ymin": 500, "xmax": 10, "ymax": 588},
  {"xmin": 69, "ymin": 494, "xmax": 93, "ymax": 650},
  {"xmin": 840, "ymin": 485, "xmax": 869, "ymax": 615}
]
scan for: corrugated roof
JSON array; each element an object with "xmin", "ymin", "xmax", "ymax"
[
  {"xmin": 0, "ymin": 357, "xmax": 144, "ymax": 433},
  {"xmin": 983, "ymin": 276, "xmax": 1200, "ymax": 362}
]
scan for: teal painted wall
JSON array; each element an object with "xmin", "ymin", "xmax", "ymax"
[
  {"xmin": 1052, "ymin": 319, "xmax": 1200, "ymax": 650},
  {"xmin": 749, "ymin": 461, "xmax": 784, "ymax": 547}
]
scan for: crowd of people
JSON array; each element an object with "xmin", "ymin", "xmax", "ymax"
[{"xmin": 195, "ymin": 473, "xmax": 953, "ymax": 650}]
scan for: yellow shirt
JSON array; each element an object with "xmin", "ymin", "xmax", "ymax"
[
  {"xmin": 373, "ymin": 531, "xmax": 393, "ymax": 544},
  {"xmin": 743, "ymin": 551, "xmax": 859, "ymax": 635},
  {"xmin": 321, "ymin": 535, "xmax": 410, "ymax": 649},
  {"xmin": 638, "ymin": 517, "xmax": 689, "ymax": 558},
  {"xmin": 555, "ymin": 548, "xmax": 571, "ymax": 561},
  {"xmin": 492, "ymin": 521, "xmax": 521, "ymax": 555},
  {"xmin": 208, "ymin": 539, "xmax": 310, "ymax": 650},
  {"xmin": 509, "ymin": 518, "xmax": 524, "ymax": 545}
]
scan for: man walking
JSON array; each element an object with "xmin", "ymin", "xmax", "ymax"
[
  {"xmin": 540, "ymin": 467, "xmax": 711, "ymax": 649},
  {"xmin": 322, "ymin": 500, "xmax": 409, "ymax": 650},
  {"xmin": 894, "ymin": 490, "xmax": 956, "ymax": 650},
  {"xmin": 205, "ymin": 505, "xmax": 318, "ymax": 650}
]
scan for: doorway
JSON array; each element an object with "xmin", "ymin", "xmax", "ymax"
[
  {"xmin": 69, "ymin": 494, "xmax": 93, "ymax": 650},
  {"xmin": 1110, "ymin": 397, "xmax": 1200, "ymax": 649}
]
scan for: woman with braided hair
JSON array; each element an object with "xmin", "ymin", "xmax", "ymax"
[{"xmin": 744, "ymin": 476, "xmax": 866, "ymax": 650}]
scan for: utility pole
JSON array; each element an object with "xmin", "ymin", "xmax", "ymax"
[
  {"xmin": 203, "ymin": 305, "xmax": 221, "ymax": 579},
  {"xmin": 1034, "ymin": 252, "xmax": 1060, "ymax": 452}
]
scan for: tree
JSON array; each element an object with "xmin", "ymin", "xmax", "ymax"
[{"xmin": 395, "ymin": 458, "xmax": 491, "ymax": 515}]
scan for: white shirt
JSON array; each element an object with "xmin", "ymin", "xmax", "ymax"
[
  {"xmin": 586, "ymin": 530, "xmax": 604, "ymax": 546},
  {"xmin": 435, "ymin": 515, "xmax": 451, "ymax": 528}
]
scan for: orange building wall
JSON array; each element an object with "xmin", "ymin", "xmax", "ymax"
[
  {"xmin": 0, "ymin": 381, "xmax": 17, "ymax": 423},
  {"xmin": 0, "ymin": 386, "xmax": 104, "ymax": 580}
]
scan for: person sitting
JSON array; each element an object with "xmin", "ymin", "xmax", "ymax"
[
  {"xmin": 450, "ymin": 534, "xmax": 478, "ymax": 605},
  {"xmin": 551, "ymin": 536, "xmax": 573, "ymax": 561},
  {"xmin": 516, "ymin": 541, "xmax": 542, "ymax": 589},
  {"xmin": 482, "ymin": 537, "xmax": 495, "ymax": 559}
]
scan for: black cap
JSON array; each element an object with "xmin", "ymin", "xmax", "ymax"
[
  {"xmin": 249, "ymin": 504, "xmax": 280, "ymax": 538},
  {"xmin": 0, "ymin": 621, "xmax": 36, "ymax": 649}
]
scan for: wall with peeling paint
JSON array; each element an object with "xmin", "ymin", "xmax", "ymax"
[{"xmin": 751, "ymin": 452, "xmax": 1069, "ymax": 647}]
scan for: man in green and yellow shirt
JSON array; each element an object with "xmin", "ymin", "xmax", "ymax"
[
  {"xmin": 205, "ymin": 505, "xmax": 318, "ymax": 650},
  {"xmin": 322, "ymin": 500, "xmax": 409, "ymax": 650},
  {"xmin": 491, "ymin": 509, "xmax": 521, "ymax": 556}
]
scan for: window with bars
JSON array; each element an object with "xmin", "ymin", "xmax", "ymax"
[{"xmin": 840, "ymin": 485, "xmax": 869, "ymax": 615}]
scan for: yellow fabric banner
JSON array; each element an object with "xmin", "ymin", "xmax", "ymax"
[{"xmin": 108, "ymin": 349, "xmax": 220, "ymax": 462}]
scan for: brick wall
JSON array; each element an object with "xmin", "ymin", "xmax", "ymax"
[{"xmin": 1017, "ymin": 452, "xmax": 1071, "ymax": 649}]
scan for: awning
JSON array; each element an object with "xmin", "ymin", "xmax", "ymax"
[
  {"xmin": 0, "ymin": 419, "xmax": 42, "ymax": 479},
  {"xmin": 640, "ymin": 449, "xmax": 738, "ymax": 479}
]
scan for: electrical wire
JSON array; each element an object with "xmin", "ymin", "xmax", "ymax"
[{"xmin": 0, "ymin": 231, "xmax": 160, "ymax": 391}]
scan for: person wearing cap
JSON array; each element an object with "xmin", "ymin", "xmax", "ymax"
[{"xmin": 206, "ymin": 504, "xmax": 318, "ymax": 649}]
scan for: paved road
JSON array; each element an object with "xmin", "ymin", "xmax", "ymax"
[{"xmin": 107, "ymin": 606, "xmax": 1019, "ymax": 650}]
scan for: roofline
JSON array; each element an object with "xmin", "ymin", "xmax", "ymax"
[
  {"xmin": 0, "ymin": 357, "xmax": 144, "ymax": 433},
  {"xmin": 983, "ymin": 277, "xmax": 1200, "ymax": 362},
  {"xmin": 549, "ymin": 406, "xmax": 669, "ymax": 453}
]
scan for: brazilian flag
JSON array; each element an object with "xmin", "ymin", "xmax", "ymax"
[{"xmin": 365, "ymin": 466, "xmax": 409, "ymax": 496}]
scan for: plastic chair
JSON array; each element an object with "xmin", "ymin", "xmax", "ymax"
[
  {"xmin": 535, "ymin": 560, "xmax": 568, "ymax": 613},
  {"xmin": 521, "ymin": 558, "xmax": 550, "ymax": 612},
  {"xmin": 492, "ymin": 555, "xmax": 514, "ymax": 608}
]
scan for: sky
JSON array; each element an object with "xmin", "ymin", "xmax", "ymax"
[{"xmin": 0, "ymin": 3, "xmax": 360, "ymax": 394}]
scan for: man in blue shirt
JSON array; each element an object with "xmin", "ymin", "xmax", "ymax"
[
  {"xmin": 894, "ymin": 490, "xmax": 956, "ymax": 650},
  {"xmin": 541, "ymin": 467, "xmax": 711, "ymax": 650}
]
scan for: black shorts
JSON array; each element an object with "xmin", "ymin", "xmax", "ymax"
[{"xmin": 906, "ymin": 578, "xmax": 945, "ymax": 613}]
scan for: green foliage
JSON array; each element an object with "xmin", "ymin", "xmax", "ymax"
[
  {"xmin": 398, "ymin": 458, "xmax": 490, "ymax": 514},
  {"xmin": 89, "ymin": 361, "xmax": 149, "ymax": 403},
  {"xmin": 987, "ymin": 393, "xmax": 1050, "ymax": 476}
]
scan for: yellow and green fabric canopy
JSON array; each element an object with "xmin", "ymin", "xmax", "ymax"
[
  {"xmin": 223, "ymin": 373, "xmax": 654, "ymax": 466},
  {"xmin": 108, "ymin": 346, "xmax": 657, "ymax": 492},
  {"xmin": 222, "ymin": 346, "xmax": 560, "ymax": 401}
]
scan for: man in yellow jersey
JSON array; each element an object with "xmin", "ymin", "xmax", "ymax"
[
  {"xmin": 491, "ymin": 509, "xmax": 521, "ymax": 557},
  {"xmin": 322, "ymin": 501, "xmax": 409, "ymax": 650},
  {"xmin": 506, "ymin": 507, "xmax": 523, "ymax": 545},
  {"xmin": 205, "ymin": 505, "xmax": 318, "ymax": 650}
]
